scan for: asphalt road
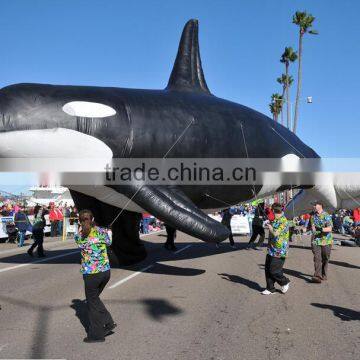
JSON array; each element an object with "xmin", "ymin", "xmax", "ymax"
[{"xmin": 0, "ymin": 231, "xmax": 358, "ymax": 360}]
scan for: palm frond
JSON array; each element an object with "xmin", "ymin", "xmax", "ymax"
[
  {"xmin": 293, "ymin": 10, "xmax": 317, "ymax": 34},
  {"xmin": 281, "ymin": 46, "xmax": 298, "ymax": 63}
]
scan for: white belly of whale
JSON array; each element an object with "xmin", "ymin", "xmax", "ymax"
[
  {"xmin": 0, "ymin": 128, "xmax": 147, "ymax": 213},
  {"xmin": 0, "ymin": 128, "xmax": 113, "ymax": 158}
]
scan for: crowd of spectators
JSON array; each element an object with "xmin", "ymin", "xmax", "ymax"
[
  {"xmin": 0, "ymin": 200, "xmax": 79, "ymax": 245},
  {"xmin": 140, "ymin": 213, "xmax": 163, "ymax": 234}
]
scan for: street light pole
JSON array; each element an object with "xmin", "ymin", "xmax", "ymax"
[{"xmin": 272, "ymin": 96, "xmax": 312, "ymax": 206}]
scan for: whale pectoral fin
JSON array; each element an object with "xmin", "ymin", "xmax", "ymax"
[{"xmin": 120, "ymin": 185, "xmax": 229, "ymax": 243}]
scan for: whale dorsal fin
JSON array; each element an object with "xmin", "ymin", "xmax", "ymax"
[{"xmin": 166, "ymin": 19, "xmax": 211, "ymax": 95}]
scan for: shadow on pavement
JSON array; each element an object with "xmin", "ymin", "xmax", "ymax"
[
  {"xmin": 150, "ymin": 263, "xmax": 205, "ymax": 276},
  {"xmin": 1, "ymin": 294, "xmax": 105, "ymax": 357},
  {"xmin": 0, "ymin": 248, "xmax": 80, "ymax": 265},
  {"xmin": 0, "ymin": 247, "xmax": 206, "ymax": 277},
  {"xmin": 70, "ymin": 299, "xmax": 89, "ymax": 332},
  {"xmin": 0, "ymin": 294, "xmax": 66, "ymax": 359},
  {"xmin": 0, "ymin": 239, "xmax": 246, "ymax": 270},
  {"xmin": 329, "ymin": 260, "xmax": 360, "ymax": 270},
  {"xmin": 140, "ymin": 298, "xmax": 183, "ymax": 321},
  {"xmin": 311, "ymin": 303, "xmax": 360, "ymax": 321},
  {"xmin": 218, "ymin": 273, "xmax": 262, "ymax": 291},
  {"xmin": 1, "ymin": 292, "xmax": 183, "ymax": 360},
  {"xmin": 115, "ymin": 298, "xmax": 184, "ymax": 321},
  {"xmin": 283, "ymin": 268, "xmax": 312, "ymax": 283}
]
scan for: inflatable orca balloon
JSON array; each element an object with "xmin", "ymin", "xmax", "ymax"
[{"xmin": 0, "ymin": 19, "xmax": 319, "ymax": 265}]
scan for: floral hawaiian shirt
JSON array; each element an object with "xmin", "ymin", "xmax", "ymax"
[
  {"xmin": 267, "ymin": 215, "xmax": 289, "ymax": 258},
  {"xmin": 311, "ymin": 211, "xmax": 333, "ymax": 246},
  {"xmin": 74, "ymin": 226, "xmax": 112, "ymax": 274}
]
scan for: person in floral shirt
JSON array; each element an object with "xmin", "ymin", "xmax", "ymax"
[
  {"xmin": 310, "ymin": 201, "xmax": 333, "ymax": 283},
  {"xmin": 261, "ymin": 203, "xmax": 290, "ymax": 295},
  {"xmin": 75, "ymin": 209, "xmax": 116, "ymax": 343}
]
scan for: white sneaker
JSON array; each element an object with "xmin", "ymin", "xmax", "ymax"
[
  {"xmin": 261, "ymin": 289, "xmax": 274, "ymax": 295},
  {"xmin": 281, "ymin": 283, "xmax": 290, "ymax": 294}
]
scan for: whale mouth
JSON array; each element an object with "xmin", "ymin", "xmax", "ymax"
[{"xmin": 0, "ymin": 128, "xmax": 113, "ymax": 158}]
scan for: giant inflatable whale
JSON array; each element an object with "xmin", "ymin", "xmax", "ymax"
[{"xmin": 0, "ymin": 20, "xmax": 319, "ymax": 264}]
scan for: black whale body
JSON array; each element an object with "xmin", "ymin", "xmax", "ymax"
[{"xmin": 0, "ymin": 19, "xmax": 318, "ymax": 265}]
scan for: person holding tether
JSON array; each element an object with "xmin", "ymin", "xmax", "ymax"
[{"xmin": 74, "ymin": 209, "xmax": 116, "ymax": 343}]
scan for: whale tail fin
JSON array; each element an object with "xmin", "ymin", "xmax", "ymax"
[{"xmin": 166, "ymin": 19, "xmax": 211, "ymax": 95}]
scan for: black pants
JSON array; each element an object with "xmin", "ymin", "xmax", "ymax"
[
  {"xmin": 29, "ymin": 228, "xmax": 44, "ymax": 256},
  {"xmin": 265, "ymin": 254, "xmax": 289, "ymax": 292},
  {"xmin": 248, "ymin": 224, "xmax": 265, "ymax": 246},
  {"xmin": 222, "ymin": 223, "xmax": 234, "ymax": 245},
  {"xmin": 312, "ymin": 244, "xmax": 331, "ymax": 278},
  {"xmin": 51, "ymin": 221, "xmax": 58, "ymax": 237},
  {"xmin": 83, "ymin": 270, "xmax": 114, "ymax": 339}
]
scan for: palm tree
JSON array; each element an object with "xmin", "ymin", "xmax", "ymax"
[
  {"xmin": 277, "ymin": 74, "xmax": 294, "ymax": 127},
  {"xmin": 269, "ymin": 102, "xmax": 276, "ymax": 121},
  {"xmin": 292, "ymin": 11, "xmax": 318, "ymax": 133},
  {"xmin": 269, "ymin": 93, "xmax": 283, "ymax": 122},
  {"xmin": 280, "ymin": 47, "xmax": 297, "ymax": 129},
  {"xmin": 277, "ymin": 74, "xmax": 287, "ymax": 125}
]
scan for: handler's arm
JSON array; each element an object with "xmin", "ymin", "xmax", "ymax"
[{"xmin": 322, "ymin": 215, "xmax": 333, "ymax": 233}]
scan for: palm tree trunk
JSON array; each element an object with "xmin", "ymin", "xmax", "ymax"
[
  {"xmin": 286, "ymin": 62, "xmax": 290, "ymax": 129},
  {"xmin": 293, "ymin": 32, "xmax": 303, "ymax": 133},
  {"xmin": 281, "ymin": 87, "xmax": 285, "ymax": 126}
]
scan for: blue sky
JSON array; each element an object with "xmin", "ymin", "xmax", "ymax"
[{"xmin": 0, "ymin": 0, "xmax": 359, "ymax": 194}]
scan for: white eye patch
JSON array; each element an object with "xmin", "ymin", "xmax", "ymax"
[
  {"xmin": 62, "ymin": 101, "xmax": 116, "ymax": 118},
  {"xmin": 281, "ymin": 153, "xmax": 300, "ymax": 161},
  {"xmin": 281, "ymin": 153, "xmax": 300, "ymax": 172}
]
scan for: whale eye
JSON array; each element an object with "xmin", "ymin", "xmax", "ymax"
[{"xmin": 62, "ymin": 101, "xmax": 116, "ymax": 118}]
